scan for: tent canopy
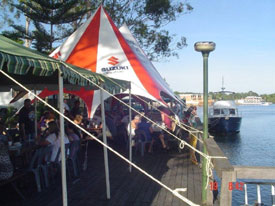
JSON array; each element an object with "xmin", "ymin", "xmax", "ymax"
[
  {"xmin": 0, "ymin": 35, "xmax": 129, "ymax": 92},
  {"xmin": 50, "ymin": 6, "xmax": 183, "ymax": 117}
]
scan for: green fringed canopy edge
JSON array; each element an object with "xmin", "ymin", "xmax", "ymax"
[{"xmin": 0, "ymin": 35, "xmax": 129, "ymax": 93}]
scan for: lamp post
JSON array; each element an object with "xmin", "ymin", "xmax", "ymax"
[{"xmin": 194, "ymin": 41, "xmax": 215, "ymax": 204}]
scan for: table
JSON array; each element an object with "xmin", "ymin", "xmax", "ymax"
[{"xmin": 8, "ymin": 142, "xmax": 40, "ymax": 170}]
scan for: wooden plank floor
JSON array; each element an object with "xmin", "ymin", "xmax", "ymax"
[{"xmin": 0, "ymin": 140, "xmax": 202, "ymax": 206}]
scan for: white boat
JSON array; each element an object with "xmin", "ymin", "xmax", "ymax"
[
  {"xmin": 208, "ymin": 100, "xmax": 242, "ymax": 134},
  {"xmin": 261, "ymin": 102, "xmax": 272, "ymax": 106},
  {"xmin": 236, "ymin": 96, "xmax": 272, "ymax": 106}
]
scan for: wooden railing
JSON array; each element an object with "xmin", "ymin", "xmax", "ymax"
[{"xmin": 203, "ymin": 136, "xmax": 275, "ymax": 206}]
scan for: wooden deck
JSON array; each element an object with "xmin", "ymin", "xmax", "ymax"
[{"xmin": 0, "ymin": 140, "xmax": 202, "ymax": 206}]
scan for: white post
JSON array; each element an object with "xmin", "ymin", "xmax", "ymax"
[
  {"xmin": 244, "ymin": 184, "xmax": 248, "ymax": 205},
  {"xmin": 257, "ymin": 184, "xmax": 261, "ymax": 204},
  {"xmin": 129, "ymin": 82, "xmax": 133, "ymax": 172},
  {"xmin": 100, "ymin": 88, "xmax": 111, "ymax": 199},
  {"xmin": 58, "ymin": 71, "xmax": 68, "ymax": 206},
  {"xmin": 271, "ymin": 185, "xmax": 275, "ymax": 206},
  {"xmin": 128, "ymin": 83, "xmax": 132, "ymax": 172},
  {"xmin": 34, "ymin": 88, "xmax": 37, "ymax": 140}
]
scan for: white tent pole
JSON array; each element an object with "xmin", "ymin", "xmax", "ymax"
[
  {"xmin": 129, "ymin": 83, "xmax": 132, "ymax": 172},
  {"xmin": 58, "ymin": 71, "xmax": 68, "ymax": 206},
  {"xmin": 34, "ymin": 88, "xmax": 37, "ymax": 140},
  {"xmin": 100, "ymin": 87, "xmax": 111, "ymax": 199}
]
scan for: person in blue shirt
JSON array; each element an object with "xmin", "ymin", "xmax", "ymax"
[{"xmin": 137, "ymin": 116, "xmax": 169, "ymax": 153}]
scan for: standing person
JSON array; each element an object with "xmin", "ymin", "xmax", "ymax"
[
  {"xmin": 70, "ymin": 100, "xmax": 81, "ymax": 118},
  {"xmin": 158, "ymin": 106, "xmax": 173, "ymax": 131},
  {"xmin": 128, "ymin": 115, "xmax": 141, "ymax": 137},
  {"xmin": 19, "ymin": 99, "xmax": 35, "ymax": 142},
  {"xmin": 188, "ymin": 106, "xmax": 199, "ymax": 165}
]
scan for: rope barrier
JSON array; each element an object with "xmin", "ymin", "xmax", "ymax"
[
  {"xmin": 0, "ymin": 69, "xmax": 200, "ymax": 206},
  {"xmin": 60, "ymin": 62, "xmax": 227, "ymax": 189}
]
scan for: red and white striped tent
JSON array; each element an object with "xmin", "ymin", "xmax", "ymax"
[{"xmin": 50, "ymin": 5, "xmax": 182, "ymax": 117}]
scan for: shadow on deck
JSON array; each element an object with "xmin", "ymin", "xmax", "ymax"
[{"xmin": 1, "ymin": 141, "xmax": 202, "ymax": 206}]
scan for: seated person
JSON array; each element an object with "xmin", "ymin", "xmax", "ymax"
[
  {"xmin": 38, "ymin": 111, "xmax": 50, "ymax": 133},
  {"xmin": 136, "ymin": 117, "xmax": 154, "ymax": 153},
  {"xmin": 90, "ymin": 109, "xmax": 102, "ymax": 128},
  {"xmin": 0, "ymin": 123, "xmax": 9, "ymax": 142},
  {"xmin": 39, "ymin": 121, "xmax": 69, "ymax": 162},
  {"xmin": 66, "ymin": 126, "xmax": 80, "ymax": 142},
  {"xmin": 137, "ymin": 116, "xmax": 169, "ymax": 152},
  {"xmin": 0, "ymin": 124, "xmax": 13, "ymax": 180}
]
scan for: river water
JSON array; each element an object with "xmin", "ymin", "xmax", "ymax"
[{"xmin": 198, "ymin": 104, "xmax": 275, "ymax": 205}]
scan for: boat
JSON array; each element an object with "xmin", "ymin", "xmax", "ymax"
[
  {"xmin": 236, "ymin": 96, "xmax": 272, "ymax": 106},
  {"xmin": 208, "ymin": 100, "xmax": 242, "ymax": 134},
  {"xmin": 261, "ymin": 101, "xmax": 272, "ymax": 106}
]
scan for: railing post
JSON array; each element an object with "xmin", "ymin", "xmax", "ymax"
[
  {"xmin": 244, "ymin": 183, "xmax": 248, "ymax": 205},
  {"xmin": 220, "ymin": 171, "xmax": 234, "ymax": 206},
  {"xmin": 272, "ymin": 185, "xmax": 275, "ymax": 206},
  {"xmin": 257, "ymin": 184, "xmax": 261, "ymax": 205}
]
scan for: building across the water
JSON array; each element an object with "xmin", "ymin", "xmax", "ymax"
[
  {"xmin": 178, "ymin": 93, "xmax": 214, "ymax": 106},
  {"xmin": 236, "ymin": 96, "xmax": 272, "ymax": 105}
]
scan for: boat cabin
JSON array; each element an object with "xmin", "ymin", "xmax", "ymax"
[{"xmin": 209, "ymin": 100, "xmax": 239, "ymax": 117}]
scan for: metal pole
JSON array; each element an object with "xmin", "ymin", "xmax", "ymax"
[
  {"xmin": 58, "ymin": 71, "xmax": 68, "ymax": 206},
  {"xmin": 202, "ymin": 52, "xmax": 209, "ymax": 203},
  {"xmin": 244, "ymin": 183, "xmax": 248, "ymax": 205},
  {"xmin": 34, "ymin": 88, "xmax": 37, "ymax": 140},
  {"xmin": 195, "ymin": 41, "xmax": 215, "ymax": 205},
  {"xmin": 100, "ymin": 88, "xmax": 111, "ymax": 199},
  {"xmin": 128, "ymin": 83, "xmax": 132, "ymax": 172}
]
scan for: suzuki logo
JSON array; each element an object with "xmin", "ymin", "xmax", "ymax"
[
  {"xmin": 108, "ymin": 56, "xmax": 119, "ymax": 66},
  {"xmin": 53, "ymin": 51, "xmax": 61, "ymax": 59}
]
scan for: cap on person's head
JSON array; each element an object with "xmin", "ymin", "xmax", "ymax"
[
  {"xmin": 0, "ymin": 122, "xmax": 5, "ymax": 132},
  {"xmin": 74, "ymin": 100, "xmax": 80, "ymax": 105},
  {"xmin": 24, "ymin": 99, "xmax": 31, "ymax": 104}
]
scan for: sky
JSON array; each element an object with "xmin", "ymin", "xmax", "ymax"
[
  {"xmin": 154, "ymin": 0, "xmax": 275, "ymax": 95},
  {"xmin": 1, "ymin": 0, "xmax": 274, "ymax": 95}
]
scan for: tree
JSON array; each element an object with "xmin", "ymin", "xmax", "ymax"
[
  {"xmin": 6, "ymin": 0, "xmax": 192, "ymax": 59},
  {"xmin": 101, "ymin": 0, "xmax": 193, "ymax": 61},
  {"xmin": 0, "ymin": 0, "xmax": 17, "ymax": 29},
  {"xmin": 11, "ymin": 0, "xmax": 90, "ymax": 53},
  {"xmin": 1, "ymin": 30, "xmax": 24, "ymax": 44}
]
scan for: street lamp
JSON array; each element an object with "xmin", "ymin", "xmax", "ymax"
[{"xmin": 194, "ymin": 41, "xmax": 215, "ymax": 204}]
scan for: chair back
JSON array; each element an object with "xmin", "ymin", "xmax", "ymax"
[
  {"xmin": 29, "ymin": 147, "xmax": 43, "ymax": 170},
  {"xmin": 135, "ymin": 129, "xmax": 147, "ymax": 142},
  {"xmin": 54, "ymin": 143, "xmax": 70, "ymax": 163},
  {"xmin": 42, "ymin": 145, "xmax": 53, "ymax": 163},
  {"xmin": 69, "ymin": 140, "xmax": 80, "ymax": 159}
]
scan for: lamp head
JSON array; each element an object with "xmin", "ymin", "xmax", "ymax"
[{"xmin": 194, "ymin": 41, "xmax": 216, "ymax": 53}]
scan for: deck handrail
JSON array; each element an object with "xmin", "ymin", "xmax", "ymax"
[{"xmin": 203, "ymin": 135, "xmax": 275, "ymax": 206}]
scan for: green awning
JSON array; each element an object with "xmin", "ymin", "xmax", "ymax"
[{"xmin": 0, "ymin": 35, "xmax": 129, "ymax": 92}]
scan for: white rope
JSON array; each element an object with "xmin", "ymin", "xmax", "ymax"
[
  {"xmin": 129, "ymin": 81, "xmax": 209, "ymax": 141},
  {"xmin": 60, "ymin": 62, "xmax": 205, "ymax": 157},
  {"xmin": 179, "ymin": 140, "xmax": 185, "ymax": 149},
  {"xmin": 102, "ymin": 74, "xmax": 214, "ymax": 142},
  {"xmin": 110, "ymin": 79, "xmax": 209, "ymax": 143},
  {"xmin": 60, "ymin": 62, "xmax": 227, "ymax": 189},
  {"xmin": 0, "ymin": 69, "xmax": 199, "ymax": 206}
]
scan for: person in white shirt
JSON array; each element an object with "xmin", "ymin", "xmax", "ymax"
[{"xmin": 40, "ymin": 121, "xmax": 69, "ymax": 162}]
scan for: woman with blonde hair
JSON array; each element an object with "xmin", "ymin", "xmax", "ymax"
[{"xmin": 189, "ymin": 106, "xmax": 199, "ymax": 165}]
